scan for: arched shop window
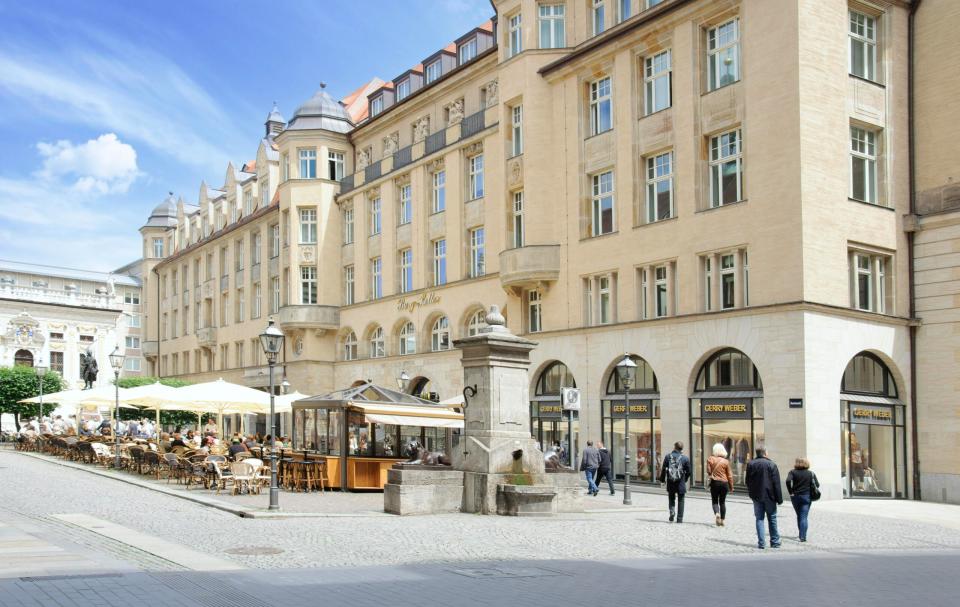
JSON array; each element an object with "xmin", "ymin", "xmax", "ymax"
[
  {"xmin": 530, "ymin": 361, "xmax": 578, "ymax": 467},
  {"xmin": 690, "ymin": 348, "xmax": 764, "ymax": 487},
  {"xmin": 602, "ymin": 355, "xmax": 660, "ymax": 483},
  {"xmin": 841, "ymin": 352, "xmax": 904, "ymax": 499}
]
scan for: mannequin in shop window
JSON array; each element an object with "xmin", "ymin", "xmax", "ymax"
[
  {"xmin": 861, "ymin": 449, "xmax": 883, "ymax": 492},
  {"xmin": 850, "ymin": 433, "xmax": 864, "ymax": 491}
]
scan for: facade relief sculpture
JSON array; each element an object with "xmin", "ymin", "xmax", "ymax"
[
  {"xmin": 413, "ymin": 116, "xmax": 431, "ymax": 143},
  {"xmin": 447, "ymin": 99, "xmax": 464, "ymax": 126}
]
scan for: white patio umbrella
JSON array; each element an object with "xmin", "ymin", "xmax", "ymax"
[
  {"xmin": 272, "ymin": 391, "xmax": 309, "ymax": 413},
  {"xmin": 160, "ymin": 378, "xmax": 271, "ymax": 435}
]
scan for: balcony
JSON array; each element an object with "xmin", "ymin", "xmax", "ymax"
[
  {"xmin": 461, "ymin": 110, "xmax": 485, "ymax": 139},
  {"xmin": 498, "ymin": 245, "xmax": 561, "ymax": 294},
  {"xmin": 0, "ymin": 283, "xmax": 117, "ymax": 310},
  {"xmin": 197, "ymin": 326, "xmax": 218, "ymax": 348},
  {"xmin": 393, "ymin": 145, "xmax": 412, "ymax": 170},
  {"xmin": 340, "ymin": 174, "xmax": 355, "ymax": 194},
  {"xmin": 425, "ymin": 130, "xmax": 446, "ymax": 155},
  {"xmin": 277, "ymin": 304, "xmax": 339, "ymax": 334},
  {"xmin": 364, "ymin": 160, "xmax": 382, "ymax": 182},
  {"xmin": 142, "ymin": 340, "xmax": 158, "ymax": 358}
]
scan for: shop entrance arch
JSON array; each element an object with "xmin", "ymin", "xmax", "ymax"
[
  {"xmin": 601, "ymin": 355, "xmax": 660, "ymax": 483},
  {"xmin": 530, "ymin": 361, "xmax": 577, "ymax": 467},
  {"xmin": 689, "ymin": 348, "xmax": 764, "ymax": 487},
  {"xmin": 840, "ymin": 352, "xmax": 905, "ymax": 498}
]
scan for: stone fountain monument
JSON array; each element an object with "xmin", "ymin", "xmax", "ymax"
[{"xmin": 384, "ymin": 306, "xmax": 582, "ymax": 516}]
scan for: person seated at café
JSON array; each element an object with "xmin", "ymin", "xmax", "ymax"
[
  {"xmin": 158, "ymin": 432, "xmax": 172, "ymax": 453},
  {"xmin": 51, "ymin": 416, "xmax": 65, "ymax": 435},
  {"xmin": 140, "ymin": 419, "xmax": 154, "ymax": 439},
  {"xmin": 244, "ymin": 434, "xmax": 259, "ymax": 450},
  {"xmin": 64, "ymin": 424, "xmax": 77, "ymax": 437},
  {"xmin": 228, "ymin": 438, "xmax": 249, "ymax": 460},
  {"xmin": 170, "ymin": 433, "xmax": 189, "ymax": 454},
  {"xmin": 203, "ymin": 418, "xmax": 218, "ymax": 436}
]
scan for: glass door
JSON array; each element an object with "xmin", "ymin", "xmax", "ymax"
[{"xmin": 844, "ymin": 403, "xmax": 901, "ymax": 498}]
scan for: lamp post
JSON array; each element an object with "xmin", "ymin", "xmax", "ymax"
[
  {"xmin": 259, "ymin": 318, "xmax": 284, "ymax": 510},
  {"xmin": 616, "ymin": 353, "xmax": 637, "ymax": 506},
  {"xmin": 108, "ymin": 347, "xmax": 124, "ymax": 470},
  {"xmin": 35, "ymin": 360, "xmax": 48, "ymax": 430}
]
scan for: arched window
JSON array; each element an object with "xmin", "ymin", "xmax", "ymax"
[
  {"xmin": 14, "ymin": 349, "xmax": 33, "ymax": 367},
  {"xmin": 399, "ymin": 322, "xmax": 416, "ymax": 355},
  {"xmin": 466, "ymin": 309, "xmax": 486, "ymax": 336},
  {"xmin": 342, "ymin": 331, "xmax": 357, "ymax": 361},
  {"xmin": 431, "ymin": 316, "xmax": 450, "ymax": 351},
  {"xmin": 695, "ymin": 348, "xmax": 762, "ymax": 391},
  {"xmin": 841, "ymin": 352, "xmax": 897, "ymax": 397},
  {"xmin": 535, "ymin": 361, "xmax": 576, "ymax": 395},
  {"xmin": 369, "ymin": 326, "xmax": 385, "ymax": 358},
  {"xmin": 605, "ymin": 355, "xmax": 658, "ymax": 394}
]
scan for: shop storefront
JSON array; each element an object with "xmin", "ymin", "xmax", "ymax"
[
  {"xmin": 840, "ymin": 352, "xmax": 906, "ymax": 498},
  {"xmin": 530, "ymin": 361, "xmax": 578, "ymax": 467},
  {"xmin": 601, "ymin": 355, "xmax": 661, "ymax": 483},
  {"xmin": 689, "ymin": 349, "xmax": 764, "ymax": 487}
]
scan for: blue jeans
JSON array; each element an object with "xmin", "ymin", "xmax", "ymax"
[
  {"xmin": 584, "ymin": 468, "xmax": 598, "ymax": 493},
  {"xmin": 791, "ymin": 492, "xmax": 811, "ymax": 540},
  {"xmin": 753, "ymin": 499, "xmax": 780, "ymax": 547}
]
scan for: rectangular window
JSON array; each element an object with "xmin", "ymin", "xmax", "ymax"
[
  {"xmin": 344, "ymin": 266, "xmax": 355, "ymax": 305},
  {"xmin": 508, "ymin": 12, "xmax": 523, "ymax": 57},
  {"xmin": 646, "ymin": 151, "xmax": 674, "ymax": 222},
  {"xmin": 396, "ymin": 79, "xmax": 411, "ymax": 101},
  {"xmin": 469, "ymin": 227, "xmax": 485, "ymax": 278},
  {"xmin": 459, "ymin": 38, "xmax": 477, "ymax": 64},
  {"xmin": 236, "ymin": 289, "xmax": 244, "ymax": 323},
  {"xmin": 270, "ymin": 277, "xmax": 280, "ymax": 314},
  {"xmin": 510, "ymin": 105, "xmax": 523, "ymax": 157},
  {"xmin": 589, "ymin": 77, "xmax": 612, "ymax": 135},
  {"xmin": 468, "ymin": 155, "xmax": 484, "ymax": 200},
  {"xmin": 593, "ymin": 0, "xmax": 606, "ymax": 35},
  {"xmin": 270, "ymin": 223, "xmax": 280, "ymax": 258},
  {"xmin": 707, "ymin": 18, "xmax": 740, "ymax": 91},
  {"xmin": 743, "ymin": 250, "xmax": 750, "ymax": 307},
  {"xmin": 300, "ymin": 208, "xmax": 317, "ymax": 243},
  {"xmin": 432, "ymin": 171, "xmax": 446, "ymax": 213},
  {"xmin": 849, "ymin": 10, "xmax": 877, "ymax": 81},
  {"xmin": 236, "ymin": 342, "xmax": 244, "ymax": 368},
  {"xmin": 125, "ymin": 336, "xmax": 141, "ymax": 349},
  {"xmin": 220, "ymin": 247, "xmax": 228, "ymax": 277},
  {"xmin": 655, "ymin": 265, "xmax": 668, "ymax": 317},
  {"xmin": 720, "ymin": 254, "xmax": 735, "ymax": 309},
  {"xmin": 50, "ymin": 351, "xmax": 63, "ymax": 375},
  {"xmin": 399, "ymin": 184, "xmax": 413, "ymax": 224},
  {"xmin": 124, "ymin": 291, "xmax": 141, "ymax": 305},
  {"xmin": 282, "ymin": 152, "xmax": 289, "ymax": 182},
  {"xmin": 709, "ymin": 129, "xmax": 743, "ymax": 207},
  {"xmin": 538, "ymin": 4, "xmax": 565, "ymax": 49},
  {"xmin": 129, "ymin": 314, "xmax": 141, "ymax": 328},
  {"xmin": 152, "ymin": 238, "xmax": 163, "ymax": 258},
  {"xmin": 617, "ymin": 0, "xmax": 631, "ymax": 23},
  {"xmin": 300, "ymin": 266, "xmax": 317, "ymax": 304},
  {"xmin": 328, "ymin": 151, "xmax": 345, "ymax": 181},
  {"xmin": 343, "ymin": 207, "xmax": 355, "ymax": 244},
  {"xmin": 644, "ymin": 49, "xmax": 672, "ymax": 114},
  {"xmin": 370, "ymin": 198, "xmax": 382, "ymax": 234},
  {"xmin": 704, "ymin": 257, "xmax": 712, "ymax": 311},
  {"xmin": 243, "ymin": 190, "xmax": 252, "ymax": 217},
  {"xmin": 850, "ymin": 126, "xmax": 878, "ymax": 204},
  {"xmin": 370, "ymin": 257, "xmax": 383, "ymax": 299},
  {"xmin": 299, "ymin": 148, "xmax": 317, "ymax": 179},
  {"xmin": 252, "ymin": 282, "xmax": 261, "ymax": 319},
  {"xmin": 640, "ymin": 268, "xmax": 649, "ymax": 319},
  {"xmin": 234, "ymin": 240, "xmax": 244, "ymax": 271},
  {"xmin": 513, "ymin": 190, "xmax": 525, "ymax": 248},
  {"xmin": 400, "ymin": 249, "xmax": 413, "ymax": 293},
  {"xmin": 426, "ymin": 60, "xmax": 442, "ymax": 83},
  {"xmin": 433, "ymin": 239, "xmax": 447, "ymax": 286},
  {"xmin": 371, "ymin": 96, "xmax": 383, "ymax": 116},
  {"xmin": 528, "ymin": 290, "xmax": 542, "ymax": 333},
  {"xmin": 598, "ymin": 275, "xmax": 612, "ymax": 324},
  {"xmin": 251, "ymin": 233, "xmax": 261, "ymax": 265},
  {"xmin": 591, "ymin": 170, "xmax": 615, "ymax": 236},
  {"xmin": 124, "ymin": 358, "xmax": 141, "ymax": 372}
]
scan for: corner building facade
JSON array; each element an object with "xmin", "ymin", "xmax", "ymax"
[{"xmin": 141, "ymin": 0, "xmax": 924, "ymax": 500}]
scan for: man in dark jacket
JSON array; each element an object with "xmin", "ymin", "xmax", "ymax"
[
  {"xmin": 657, "ymin": 441, "xmax": 691, "ymax": 523},
  {"xmin": 595, "ymin": 441, "xmax": 615, "ymax": 496},
  {"xmin": 745, "ymin": 447, "xmax": 783, "ymax": 549},
  {"xmin": 580, "ymin": 441, "xmax": 601, "ymax": 496}
]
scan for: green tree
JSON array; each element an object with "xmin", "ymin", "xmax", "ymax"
[
  {"xmin": 0, "ymin": 366, "xmax": 65, "ymax": 431},
  {"xmin": 113, "ymin": 376, "xmax": 203, "ymax": 427}
]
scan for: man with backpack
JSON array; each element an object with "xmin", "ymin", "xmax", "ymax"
[{"xmin": 658, "ymin": 441, "xmax": 692, "ymax": 523}]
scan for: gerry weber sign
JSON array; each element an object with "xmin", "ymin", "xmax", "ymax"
[
  {"xmin": 396, "ymin": 292, "xmax": 441, "ymax": 313},
  {"xmin": 700, "ymin": 399, "xmax": 753, "ymax": 419}
]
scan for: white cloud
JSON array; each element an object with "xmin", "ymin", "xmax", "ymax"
[{"xmin": 36, "ymin": 133, "xmax": 140, "ymax": 194}]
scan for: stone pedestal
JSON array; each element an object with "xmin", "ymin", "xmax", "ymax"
[{"xmin": 383, "ymin": 465, "xmax": 464, "ymax": 515}]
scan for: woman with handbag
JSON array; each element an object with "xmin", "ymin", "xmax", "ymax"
[{"xmin": 786, "ymin": 457, "xmax": 820, "ymax": 542}]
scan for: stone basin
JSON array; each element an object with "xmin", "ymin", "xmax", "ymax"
[{"xmin": 496, "ymin": 484, "xmax": 558, "ymax": 517}]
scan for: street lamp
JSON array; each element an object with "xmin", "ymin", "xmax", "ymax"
[
  {"xmin": 108, "ymin": 346, "xmax": 124, "ymax": 470},
  {"xmin": 396, "ymin": 370, "xmax": 410, "ymax": 393},
  {"xmin": 259, "ymin": 317, "xmax": 284, "ymax": 511},
  {"xmin": 35, "ymin": 360, "xmax": 48, "ymax": 430},
  {"xmin": 615, "ymin": 353, "xmax": 637, "ymax": 506}
]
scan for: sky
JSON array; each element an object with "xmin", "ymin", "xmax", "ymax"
[{"xmin": 0, "ymin": 0, "xmax": 493, "ymax": 272}]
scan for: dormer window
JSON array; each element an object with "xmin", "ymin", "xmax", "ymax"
[
  {"xmin": 426, "ymin": 61, "xmax": 442, "ymax": 83},
  {"xmin": 459, "ymin": 38, "xmax": 477, "ymax": 64},
  {"xmin": 396, "ymin": 80, "xmax": 411, "ymax": 101},
  {"xmin": 371, "ymin": 96, "xmax": 384, "ymax": 116}
]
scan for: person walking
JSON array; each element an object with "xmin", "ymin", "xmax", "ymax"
[
  {"xmin": 707, "ymin": 443, "xmax": 735, "ymax": 526},
  {"xmin": 745, "ymin": 447, "xmax": 783, "ymax": 549},
  {"xmin": 786, "ymin": 457, "xmax": 819, "ymax": 542},
  {"xmin": 595, "ymin": 441, "xmax": 615, "ymax": 496},
  {"xmin": 580, "ymin": 440, "xmax": 601, "ymax": 496},
  {"xmin": 657, "ymin": 441, "xmax": 691, "ymax": 523}
]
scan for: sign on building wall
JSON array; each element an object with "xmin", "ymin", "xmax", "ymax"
[
  {"xmin": 850, "ymin": 404, "xmax": 894, "ymax": 425},
  {"xmin": 700, "ymin": 399, "xmax": 753, "ymax": 419}
]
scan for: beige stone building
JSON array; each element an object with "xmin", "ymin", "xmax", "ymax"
[{"xmin": 139, "ymin": 0, "xmax": 956, "ymax": 500}]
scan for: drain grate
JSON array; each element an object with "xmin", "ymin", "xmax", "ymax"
[
  {"xmin": 21, "ymin": 573, "xmax": 124, "ymax": 582},
  {"xmin": 449, "ymin": 566, "xmax": 562, "ymax": 579},
  {"xmin": 224, "ymin": 546, "xmax": 284, "ymax": 556}
]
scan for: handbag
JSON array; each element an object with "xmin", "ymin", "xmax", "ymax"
[{"xmin": 809, "ymin": 472, "xmax": 821, "ymax": 501}]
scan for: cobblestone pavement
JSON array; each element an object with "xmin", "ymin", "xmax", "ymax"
[{"xmin": 3, "ymin": 450, "xmax": 960, "ymax": 572}]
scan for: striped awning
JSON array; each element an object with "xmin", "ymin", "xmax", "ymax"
[{"xmin": 690, "ymin": 390, "xmax": 764, "ymax": 399}]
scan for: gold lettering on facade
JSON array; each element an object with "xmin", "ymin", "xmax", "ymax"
[
  {"xmin": 703, "ymin": 404, "xmax": 748, "ymax": 413},
  {"xmin": 612, "ymin": 404, "xmax": 648, "ymax": 414},
  {"xmin": 396, "ymin": 292, "xmax": 441, "ymax": 313},
  {"xmin": 852, "ymin": 407, "xmax": 892, "ymax": 421}
]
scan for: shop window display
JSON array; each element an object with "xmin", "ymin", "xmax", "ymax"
[
  {"xmin": 530, "ymin": 361, "xmax": 578, "ymax": 466},
  {"xmin": 601, "ymin": 355, "xmax": 661, "ymax": 482}
]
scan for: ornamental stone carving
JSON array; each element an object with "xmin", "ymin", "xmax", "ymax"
[
  {"xmin": 413, "ymin": 116, "xmax": 431, "ymax": 143},
  {"xmin": 447, "ymin": 98, "xmax": 465, "ymax": 126},
  {"xmin": 428, "ymin": 157, "xmax": 445, "ymax": 173},
  {"xmin": 394, "ymin": 173, "xmax": 411, "ymax": 187},
  {"xmin": 365, "ymin": 186, "xmax": 381, "ymax": 200},
  {"xmin": 484, "ymin": 80, "xmax": 499, "ymax": 108},
  {"xmin": 2, "ymin": 312, "xmax": 45, "ymax": 350},
  {"xmin": 383, "ymin": 132, "xmax": 399, "ymax": 157},
  {"xmin": 508, "ymin": 157, "xmax": 523, "ymax": 187},
  {"xmin": 466, "ymin": 141, "xmax": 484, "ymax": 156},
  {"xmin": 299, "ymin": 246, "xmax": 317, "ymax": 263},
  {"xmin": 357, "ymin": 148, "xmax": 371, "ymax": 171}
]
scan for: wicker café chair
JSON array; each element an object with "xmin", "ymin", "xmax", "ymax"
[{"xmin": 160, "ymin": 453, "xmax": 180, "ymax": 482}]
